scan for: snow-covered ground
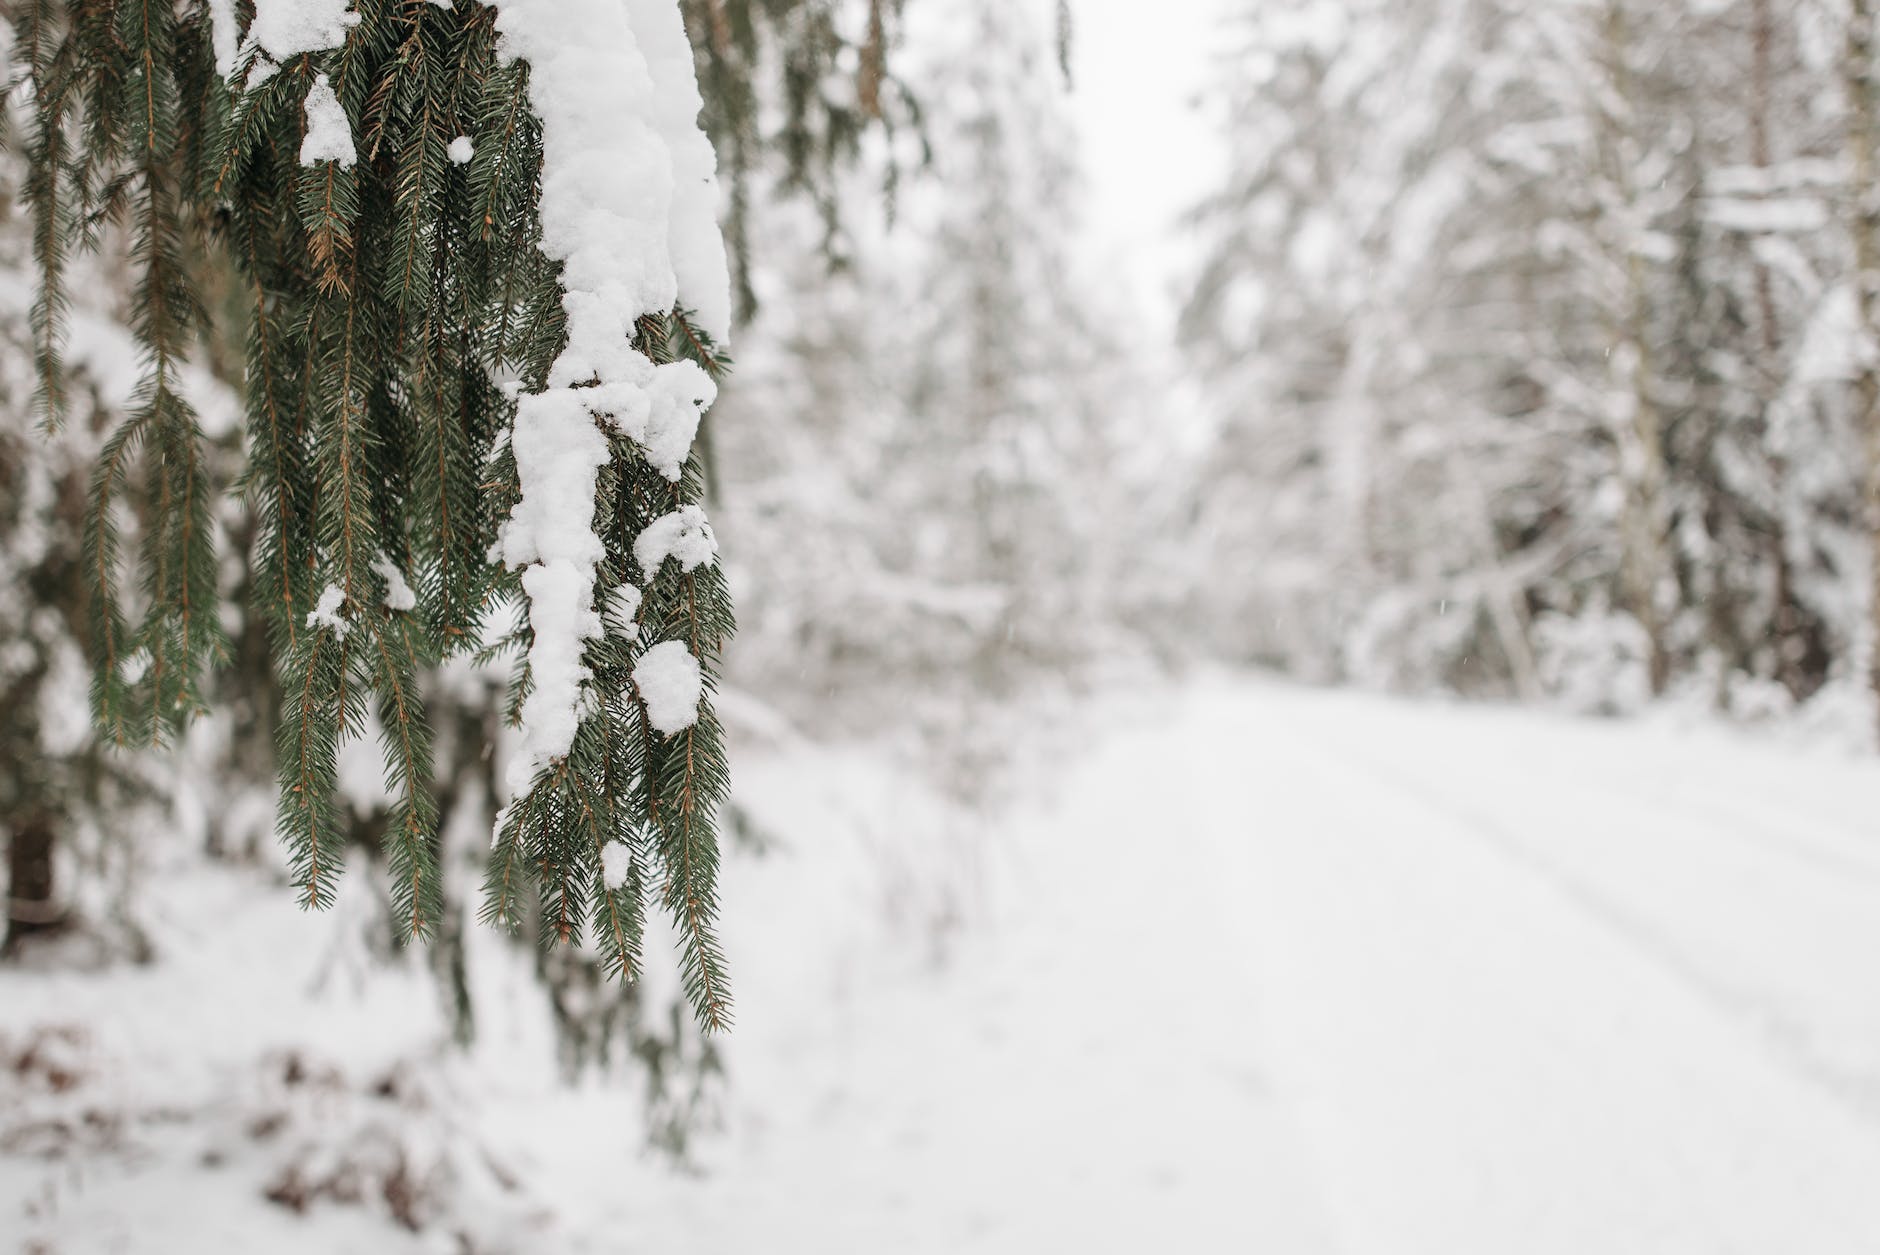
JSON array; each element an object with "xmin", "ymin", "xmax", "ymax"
[{"xmin": 6, "ymin": 675, "xmax": 1880, "ymax": 1252}]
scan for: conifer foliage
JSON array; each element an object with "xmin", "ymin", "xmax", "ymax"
[
  {"xmin": 680, "ymin": 0, "xmax": 921, "ymax": 322},
  {"xmin": 12, "ymin": 0, "xmax": 738, "ymax": 1026}
]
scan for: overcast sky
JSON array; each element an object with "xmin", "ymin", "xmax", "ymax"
[{"xmin": 1068, "ymin": 0, "xmax": 1233, "ymax": 328}]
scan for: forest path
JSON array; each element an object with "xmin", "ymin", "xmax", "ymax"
[
  {"xmin": 620, "ymin": 676, "xmax": 1880, "ymax": 1252},
  {"xmin": 1177, "ymin": 679, "xmax": 1880, "ymax": 1253},
  {"xmin": 618, "ymin": 695, "xmax": 1348, "ymax": 1253},
  {"xmin": 8, "ymin": 677, "xmax": 1880, "ymax": 1252}
]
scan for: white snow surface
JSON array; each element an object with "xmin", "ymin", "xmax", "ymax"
[
  {"xmin": 632, "ymin": 504, "xmax": 716, "ymax": 576},
  {"xmin": 486, "ymin": 0, "xmax": 728, "ymax": 792},
  {"xmin": 8, "ymin": 678, "xmax": 1879, "ymax": 1251},
  {"xmin": 632, "ymin": 638, "xmax": 702, "ymax": 735},
  {"xmin": 298, "ymin": 73, "xmax": 357, "ymax": 168}
]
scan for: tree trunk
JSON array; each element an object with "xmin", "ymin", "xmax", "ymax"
[
  {"xmin": 4, "ymin": 810, "xmax": 61, "ymax": 955},
  {"xmin": 1603, "ymin": 0, "xmax": 1674, "ymax": 696},
  {"xmin": 1620, "ymin": 248, "xmax": 1673, "ymax": 698},
  {"xmin": 1848, "ymin": 0, "xmax": 1880, "ymax": 742},
  {"xmin": 1748, "ymin": 0, "xmax": 1818, "ymax": 703}
]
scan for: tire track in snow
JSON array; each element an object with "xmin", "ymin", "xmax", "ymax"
[
  {"xmin": 1596, "ymin": 779, "xmax": 1880, "ymax": 888},
  {"xmin": 1288, "ymin": 720, "xmax": 1880, "ymax": 1130},
  {"xmin": 1189, "ymin": 685, "xmax": 1880, "ymax": 1254},
  {"xmin": 1428, "ymin": 714, "xmax": 1880, "ymax": 887},
  {"xmin": 1638, "ymin": 759, "xmax": 1880, "ymax": 874}
]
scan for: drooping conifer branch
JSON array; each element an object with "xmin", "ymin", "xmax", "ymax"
[{"xmin": 18, "ymin": 0, "xmax": 743, "ymax": 1024}]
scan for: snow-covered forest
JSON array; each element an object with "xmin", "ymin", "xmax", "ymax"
[
  {"xmin": 1182, "ymin": 0, "xmax": 1880, "ymax": 723},
  {"xmin": 3, "ymin": 0, "xmax": 1879, "ymax": 1250}
]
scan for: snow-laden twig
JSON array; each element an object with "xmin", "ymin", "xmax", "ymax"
[{"xmin": 485, "ymin": 0, "xmax": 729, "ymax": 791}]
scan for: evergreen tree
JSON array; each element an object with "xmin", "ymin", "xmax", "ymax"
[
  {"xmin": 1846, "ymin": 0, "xmax": 1880, "ymax": 736},
  {"xmin": 9, "ymin": 0, "xmax": 741, "ymax": 1025},
  {"xmin": 0, "ymin": 228, "xmax": 157, "ymax": 955}
]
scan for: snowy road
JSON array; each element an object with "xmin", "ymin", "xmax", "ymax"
[
  {"xmin": 8, "ymin": 678, "xmax": 1880, "ymax": 1252},
  {"xmin": 1188, "ymin": 683, "xmax": 1880, "ymax": 1253},
  {"xmin": 666, "ymin": 679, "xmax": 1880, "ymax": 1253}
]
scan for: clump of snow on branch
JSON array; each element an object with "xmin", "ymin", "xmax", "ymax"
[
  {"xmin": 623, "ymin": 0, "xmax": 734, "ymax": 344},
  {"xmin": 299, "ymin": 74, "xmax": 357, "ymax": 168},
  {"xmin": 371, "ymin": 554, "xmax": 417, "ymax": 612},
  {"xmin": 249, "ymin": 0, "xmax": 360, "ymax": 60},
  {"xmin": 634, "ymin": 505, "xmax": 717, "ymax": 576},
  {"xmin": 120, "ymin": 648, "xmax": 151, "ymax": 685},
  {"xmin": 447, "ymin": 135, "xmax": 474, "ymax": 165},
  {"xmin": 606, "ymin": 584, "xmax": 644, "ymax": 638},
  {"xmin": 513, "ymin": 561, "xmax": 603, "ymax": 774},
  {"xmin": 206, "ymin": 0, "xmax": 241, "ymax": 76},
  {"xmin": 220, "ymin": 2, "xmax": 360, "ymax": 171},
  {"xmin": 644, "ymin": 359, "xmax": 716, "ymax": 480},
  {"xmin": 600, "ymin": 841, "xmax": 633, "ymax": 891},
  {"xmin": 633, "ymin": 639, "xmax": 703, "ymax": 735},
  {"xmin": 486, "ymin": 0, "xmax": 729, "ymax": 792},
  {"xmin": 306, "ymin": 585, "xmax": 351, "ymax": 638}
]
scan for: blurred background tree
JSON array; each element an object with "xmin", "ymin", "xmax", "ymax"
[{"xmin": 1181, "ymin": 0, "xmax": 1880, "ymax": 730}]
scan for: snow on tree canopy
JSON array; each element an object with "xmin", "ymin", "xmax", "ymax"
[
  {"xmin": 633, "ymin": 639, "xmax": 703, "ymax": 735},
  {"xmin": 486, "ymin": 0, "xmax": 730, "ymax": 791},
  {"xmin": 298, "ymin": 74, "xmax": 357, "ymax": 168}
]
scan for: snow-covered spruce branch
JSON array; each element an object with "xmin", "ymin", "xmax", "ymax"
[{"xmin": 16, "ymin": 0, "xmax": 738, "ymax": 1026}]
